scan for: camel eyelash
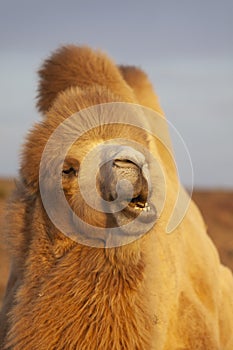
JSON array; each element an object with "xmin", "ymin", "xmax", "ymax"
[{"xmin": 62, "ymin": 167, "xmax": 78, "ymax": 176}]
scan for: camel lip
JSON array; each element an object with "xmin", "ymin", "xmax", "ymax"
[
  {"xmin": 124, "ymin": 201, "xmax": 156, "ymax": 223},
  {"xmin": 113, "ymin": 199, "xmax": 157, "ymax": 229}
]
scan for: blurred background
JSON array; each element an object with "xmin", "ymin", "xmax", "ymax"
[
  {"xmin": 0, "ymin": 0, "xmax": 232, "ymax": 187},
  {"xmin": 0, "ymin": 0, "xmax": 232, "ymax": 303}
]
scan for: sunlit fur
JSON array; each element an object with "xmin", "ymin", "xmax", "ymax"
[{"xmin": 0, "ymin": 45, "xmax": 233, "ymax": 350}]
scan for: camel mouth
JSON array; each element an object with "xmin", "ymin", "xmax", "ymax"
[
  {"xmin": 114, "ymin": 191, "xmax": 157, "ymax": 230},
  {"xmin": 109, "ymin": 163, "xmax": 156, "ymax": 229},
  {"xmin": 96, "ymin": 146, "xmax": 157, "ymax": 231},
  {"xmin": 124, "ymin": 198, "xmax": 156, "ymax": 222},
  {"xmin": 128, "ymin": 195, "xmax": 151, "ymax": 212}
]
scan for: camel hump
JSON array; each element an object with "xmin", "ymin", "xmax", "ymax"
[
  {"xmin": 36, "ymin": 45, "xmax": 134, "ymax": 113},
  {"xmin": 118, "ymin": 65, "xmax": 164, "ymax": 116}
]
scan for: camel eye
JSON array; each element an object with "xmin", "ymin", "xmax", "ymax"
[
  {"xmin": 62, "ymin": 167, "xmax": 77, "ymax": 176},
  {"xmin": 62, "ymin": 157, "xmax": 79, "ymax": 177}
]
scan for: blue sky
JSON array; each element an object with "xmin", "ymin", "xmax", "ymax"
[{"xmin": 0, "ymin": 0, "xmax": 232, "ymax": 187}]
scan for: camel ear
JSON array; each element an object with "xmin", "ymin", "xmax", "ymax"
[{"xmin": 62, "ymin": 157, "xmax": 79, "ymax": 178}]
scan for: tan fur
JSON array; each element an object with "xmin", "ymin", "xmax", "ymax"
[
  {"xmin": 118, "ymin": 65, "xmax": 164, "ymax": 116},
  {"xmin": 37, "ymin": 45, "xmax": 135, "ymax": 113},
  {"xmin": 0, "ymin": 45, "xmax": 233, "ymax": 350}
]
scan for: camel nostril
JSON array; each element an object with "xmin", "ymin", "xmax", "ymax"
[{"xmin": 113, "ymin": 159, "xmax": 139, "ymax": 169}]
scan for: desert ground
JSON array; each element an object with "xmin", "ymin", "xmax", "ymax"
[{"xmin": 0, "ymin": 179, "xmax": 232, "ymax": 307}]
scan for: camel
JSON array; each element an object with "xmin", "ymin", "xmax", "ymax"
[{"xmin": 0, "ymin": 45, "xmax": 232, "ymax": 350}]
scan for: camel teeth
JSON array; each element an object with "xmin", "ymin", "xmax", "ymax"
[
  {"xmin": 136, "ymin": 201, "xmax": 145, "ymax": 208},
  {"xmin": 135, "ymin": 206, "xmax": 143, "ymax": 210},
  {"xmin": 143, "ymin": 205, "xmax": 151, "ymax": 212},
  {"xmin": 132, "ymin": 201, "xmax": 150, "ymax": 212}
]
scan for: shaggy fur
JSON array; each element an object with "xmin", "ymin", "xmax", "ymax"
[{"xmin": 0, "ymin": 45, "xmax": 233, "ymax": 350}]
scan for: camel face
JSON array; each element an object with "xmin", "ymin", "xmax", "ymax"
[
  {"xmin": 39, "ymin": 104, "xmax": 159, "ymax": 247},
  {"xmin": 65, "ymin": 142, "xmax": 155, "ymax": 226}
]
